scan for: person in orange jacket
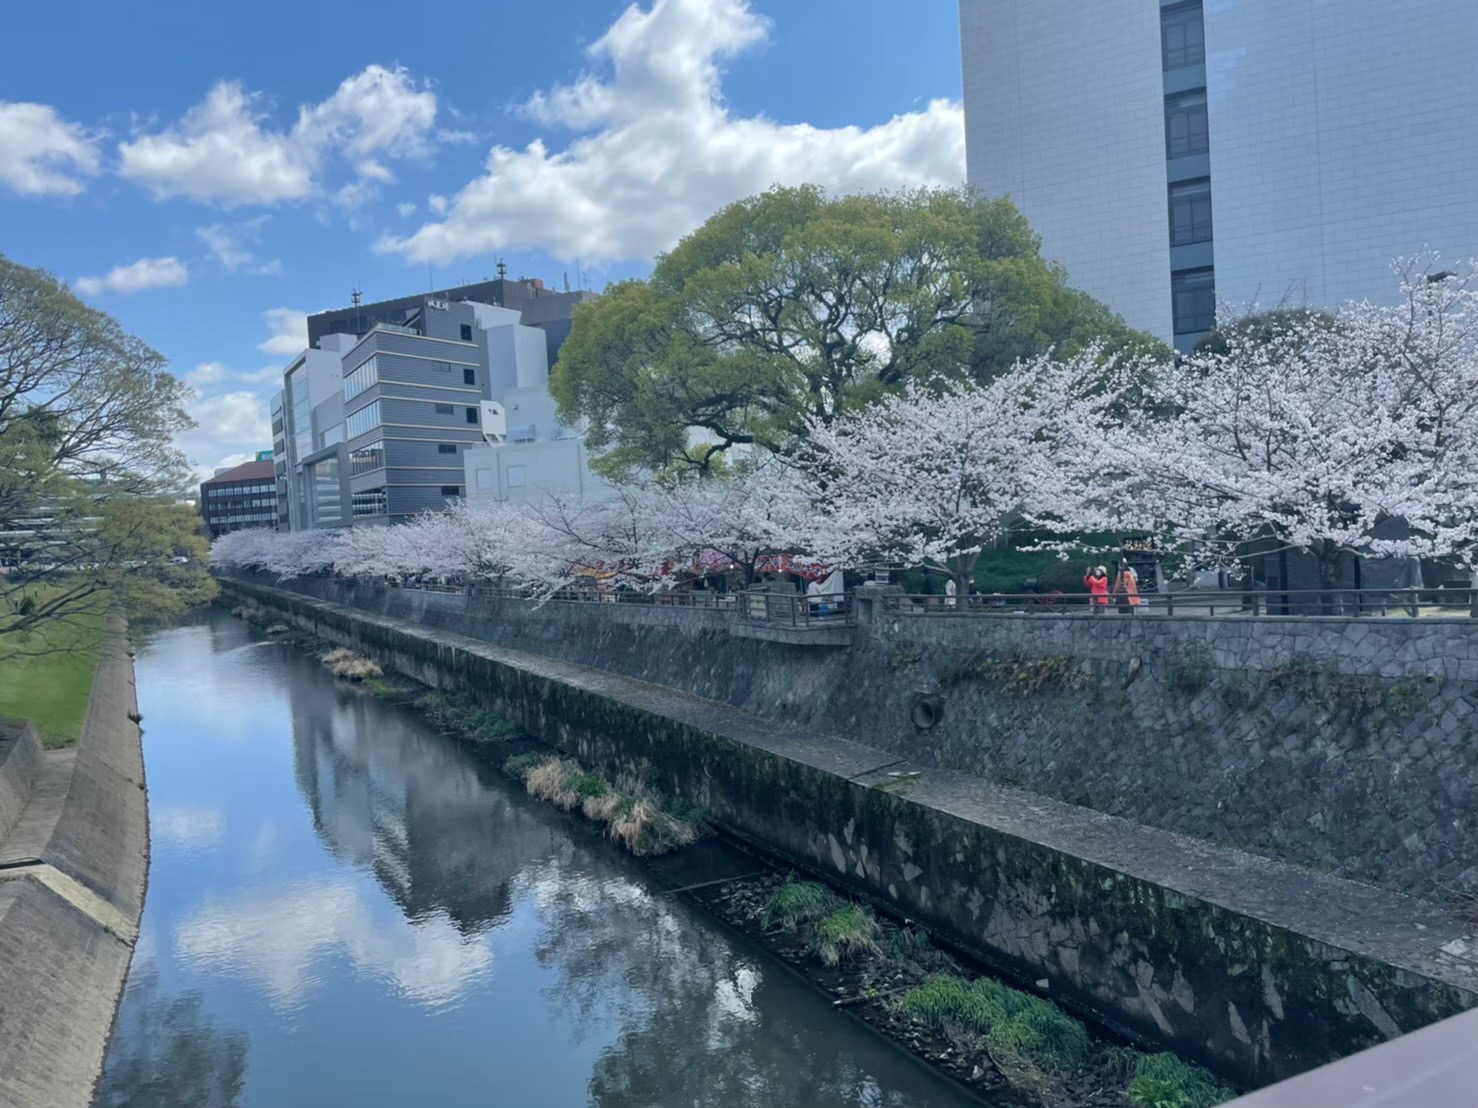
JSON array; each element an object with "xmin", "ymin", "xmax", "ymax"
[
  {"xmin": 1113, "ymin": 562, "xmax": 1142, "ymax": 614},
  {"xmin": 1084, "ymin": 565, "xmax": 1110, "ymax": 612}
]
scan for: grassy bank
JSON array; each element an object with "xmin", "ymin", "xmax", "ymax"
[{"xmin": 0, "ymin": 609, "xmax": 105, "ymax": 748}]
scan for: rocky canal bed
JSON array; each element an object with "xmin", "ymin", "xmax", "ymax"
[{"xmin": 688, "ymin": 872, "xmax": 1233, "ymax": 1108}]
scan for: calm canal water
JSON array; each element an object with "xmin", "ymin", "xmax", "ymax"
[{"xmin": 97, "ymin": 611, "xmax": 981, "ymax": 1107}]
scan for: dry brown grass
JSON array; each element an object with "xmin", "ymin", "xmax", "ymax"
[
  {"xmin": 320, "ymin": 648, "xmax": 356, "ymax": 665},
  {"xmin": 515, "ymin": 755, "xmax": 700, "ymax": 856},
  {"xmin": 525, "ymin": 758, "xmax": 580, "ymax": 810},
  {"xmin": 264, "ymin": 623, "xmax": 291, "ymax": 636},
  {"xmin": 333, "ymin": 657, "xmax": 383, "ymax": 681},
  {"xmin": 609, "ymin": 797, "xmax": 699, "ymax": 856},
  {"xmin": 581, "ymin": 792, "xmax": 623, "ymax": 821}
]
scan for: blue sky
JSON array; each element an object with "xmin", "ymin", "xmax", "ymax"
[{"xmin": 0, "ymin": 0, "xmax": 964, "ymax": 477}]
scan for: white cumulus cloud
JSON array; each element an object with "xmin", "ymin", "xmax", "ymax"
[
  {"xmin": 0, "ymin": 101, "xmax": 102, "ymax": 196},
  {"xmin": 197, "ymin": 216, "xmax": 279, "ymax": 273},
  {"xmin": 119, "ymin": 65, "xmax": 437, "ymax": 208},
  {"xmin": 378, "ymin": 0, "xmax": 965, "ymax": 265},
  {"xmin": 75, "ymin": 256, "xmax": 189, "ymax": 296},
  {"xmin": 185, "ymin": 361, "xmax": 230, "ymax": 387},
  {"xmin": 176, "ymin": 389, "xmax": 272, "ymax": 478},
  {"xmin": 258, "ymin": 307, "xmax": 309, "ymax": 356}
]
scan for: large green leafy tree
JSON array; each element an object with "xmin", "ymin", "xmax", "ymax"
[
  {"xmin": 0, "ymin": 252, "xmax": 215, "ymax": 649},
  {"xmin": 551, "ymin": 185, "xmax": 1162, "ymax": 476}
]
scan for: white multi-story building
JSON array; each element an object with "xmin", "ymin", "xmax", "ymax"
[{"xmin": 959, "ymin": 0, "xmax": 1478, "ymax": 351}]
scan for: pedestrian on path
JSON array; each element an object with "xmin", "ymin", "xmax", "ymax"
[
  {"xmin": 1084, "ymin": 565, "xmax": 1110, "ymax": 612},
  {"xmin": 1114, "ymin": 562, "xmax": 1142, "ymax": 615}
]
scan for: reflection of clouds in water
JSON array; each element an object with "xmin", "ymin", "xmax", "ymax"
[
  {"xmin": 243, "ymin": 820, "xmax": 281, "ymax": 873},
  {"xmin": 151, "ymin": 806, "xmax": 226, "ymax": 853},
  {"xmin": 174, "ymin": 878, "xmax": 493, "ymax": 1011}
]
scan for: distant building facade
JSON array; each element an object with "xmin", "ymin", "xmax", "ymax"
[
  {"xmin": 270, "ymin": 279, "xmax": 603, "ymax": 529},
  {"xmin": 200, "ymin": 459, "xmax": 277, "ymax": 537},
  {"xmin": 959, "ymin": 0, "xmax": 1478, "ymax": 351}
]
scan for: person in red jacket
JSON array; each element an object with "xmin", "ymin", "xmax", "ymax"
[{"xmin": 1084, "ymin": 565, "xmax": 1110, "ymax": 613}]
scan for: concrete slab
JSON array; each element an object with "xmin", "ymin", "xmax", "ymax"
[
  {"xmin": 0, "ymin": 879, "xmax": 134, "ymax": 1108},
  {"xmin": 0, "ymin": 721, "xmax": 42, "ymax": 844}
]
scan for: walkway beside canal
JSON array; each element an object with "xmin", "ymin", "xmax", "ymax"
[{"xmin": 0, "ymin": 622, "xmax": 148, "ymax": 1108}]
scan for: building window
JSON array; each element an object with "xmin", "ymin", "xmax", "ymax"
[
  {"xmin": 352, "ymin": 488, "xmax": 387, "ymax": 518},
  {"xmin": 438, "ymin": 444, "xmax": 458, "ymax": 455},
  {"xmin": 344, "ymin": 356, "xmax": 378, "ymax": 401},
  {"xmin": 309, "ymin": 456, "xmax": 343, "ymax": 525},
  {"xmin": 460, "ymin": 324, "xmax": 473, "ymax": 342},
  {"xmin": 1166, "ymin": 92, "xmax": 1209, "ymax": 159},
  {"xmin": 434, "ymin": 403, "xmax": 454, "ymax": 415},
  {"xmin": 1162, "ymin": 2, "xmax": 1205, "ymax": 70},
  {"xmin": 1169, "ymin": 180, "xmax": 1213, "ymax": 246},
  {"xmin": 507, "ymin": 465, "xmax": 526, "ymax": 489},
  {"xmin": 350, "ymin": 439, "xmax": 384, "ymax": 476},
  {"xmin": 440, "ymin": 485, "xmax": 461, "ymax": 497},
  {"xmin": 475, "ymin": 468, "xmax": 495, "ymax": 491},
  {"xmin": 431, "ymin": 360, "xmax": 452, "ymax": 373},
  {"xmin": 465, "ymin": 407, "xmax": 478, "ymax": 424},
  {"xmin": 345, "ymin": 401, "xmax": 381, "ymax": 441},
  {"xmin": 1172, "ymin": 269, "xmax": 1216, "ymax": 337},
  {"xmin": 463, "ymin": 368, "xmax": 476, "ymax": 386}
]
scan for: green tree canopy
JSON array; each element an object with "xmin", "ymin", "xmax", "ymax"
[
  {"xmin": 0, "ymin": 252, "xmax": 215, "ymax": 648},
  {"xmin": 551, "ymin": 185, "xmax": 1163, "ymax": 476}
]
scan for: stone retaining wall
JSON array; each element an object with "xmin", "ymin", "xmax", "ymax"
[
  {"xmin": 221, "ymin": 577, "xmax": 1478, "ymax": 1092},
  {"xmin": 222, "ymin": 571, "xmax": 1478, "ymax": 900},
  {"xmin": 0, "ymin": 624, "xmax": 148, "ymax": 1108}
]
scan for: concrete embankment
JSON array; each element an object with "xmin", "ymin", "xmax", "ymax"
[
  {"xmin": 0, "ymin": 623, "xmax": 148, "ymax": 1108},
  {"xmin": 222, "ymin": 578, "xmax": 1478, "ymax": 1092},
  {"xmin": 221, "ymin": 570, "xmax": 1478, "ymax": 902}
]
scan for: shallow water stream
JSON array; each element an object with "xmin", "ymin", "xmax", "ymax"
[{"xmin": 97, "ymin": 610, "xmax": 985, "ymax": 1107}]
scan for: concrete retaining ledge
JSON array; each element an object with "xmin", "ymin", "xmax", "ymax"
[
  {"xmin": 0, "ymin": 721, "xmax": 43, "ymax": 844},
  {"xmin": 0, "ymin": 622, "xmax": 148, "ymax": 1108},
  {"xmin": 224, "ymin": 579, "xmax": 1478, "ymax": 1090}
]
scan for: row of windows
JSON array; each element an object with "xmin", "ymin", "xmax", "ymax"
[
  {"xmin": 1163, "ymin": 1, "xmax": 1214, "ymax": 341},
  {"xmin": 352, "ymin": 488, "xmax": 387, "ymax": 518},
  {"xmin": 346, "ymin": 401, "xmax": 381, "ymax": 441},
  {"xmin": 351, "ymin": 440, "xmax": 384, "ymax": 476},
  {"xmin": 345, "ymin": 356, "xmax": 378, "ymax": 401},
  {"xmin": 207, "ymin": 483, "xmax": 274, "ymax": 497},
  {"xmin": 208, "ymin": 513, "xmax": 275, "ymax": 525},
  {"xmin": 206, "ymin": 497, "xmax": 276, "ymax": 509}
]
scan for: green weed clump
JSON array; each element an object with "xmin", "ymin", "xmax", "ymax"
[
  {"xmin": 761, "ymin": 880, "xmax": 838, "ymax": 931},
  {"xmin": 897, "ymin": 973, "xmax": 1089, "ymax": 1073},
  {"xmin": 502, "ymin": 752, "xmax": 546, "ymax": 780},
  {"xmin": 414, "ymin": 689, "xmax": 516, "ymax": 743},
  {"xmin": 1124, "ymin": 1052, "xmax": 1234, "ymax": 1108},
  {"xmin": 808, "ymin": 903, "xmax": 881, "ymax": 966}
]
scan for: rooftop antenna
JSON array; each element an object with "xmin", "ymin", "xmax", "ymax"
[
  {"xmin": 496, "ymin": 259, "xmax": 508, "ymax": 280},
  {"xmin": 351, "ymin": 288, "xmax": 363, "ymax": 334},
  {"xmin": 576, "ymin": 257, "xmax": 583, "ymax": 291}
]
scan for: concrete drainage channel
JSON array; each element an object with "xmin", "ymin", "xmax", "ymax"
[
  {"xmin": 0, "ymin": 625, "xmax": 149, "ymax": 1108},
  {"xmin": 248, "ymin": 613, "xmax": 1220, "ymax": 1107},
  {"xmin": 220, "ymin": 580, "xmax": 1478, "ymax": 1097}
]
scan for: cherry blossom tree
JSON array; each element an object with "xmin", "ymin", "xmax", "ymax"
[
  {"xmin": 794, "ymin": 348, "xmax": 1144, "ymax": 594},
  {"xmin": 1062, "ymin": 261, "xmax": 1478, "ymax": 598}
]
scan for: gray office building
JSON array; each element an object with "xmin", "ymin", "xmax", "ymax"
[
  {"xmin": 960, "ymin": 0, "xmax": 1478, "ymax": 351},
  {"xmin": 272, "ymin": 284, "xmax": 585, "ymax": 529}
]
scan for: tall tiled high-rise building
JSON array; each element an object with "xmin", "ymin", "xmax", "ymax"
[{"xmin": 959, "ymin": 0, "xmax": 1478, "ymax": 351}]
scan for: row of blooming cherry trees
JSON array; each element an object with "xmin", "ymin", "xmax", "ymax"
[{"xmin": 213, "ymin": 265, "xmax": 1478, "ymax": 596}]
